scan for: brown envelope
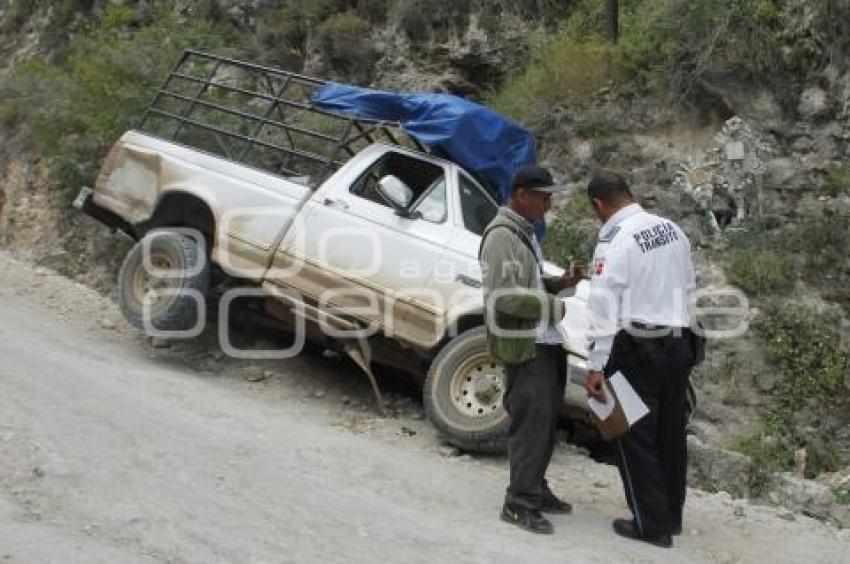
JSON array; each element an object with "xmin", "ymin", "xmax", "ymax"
[{"xmin": 589, "ymin": 380, "xmax": 630, "ymax": 441}]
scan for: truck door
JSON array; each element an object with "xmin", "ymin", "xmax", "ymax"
[
  {"xmin": 270, "ymin": 148, "xmax": 453, "ymax": 347},
  {"xmin": 425, "ymin": 171, "xmax": 499, "ymax": 336}
]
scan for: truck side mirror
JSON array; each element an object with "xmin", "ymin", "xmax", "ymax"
[{"xmin": 376, "ymin": 175, "xmax": 413, "ymax": 211}]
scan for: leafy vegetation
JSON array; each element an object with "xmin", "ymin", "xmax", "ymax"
[
  {"xmin": 617, "ymin": 0, "xmax": 788, "ymax": 94},
  {"xmin": 315, "ymin": 11, "xmax": 376, "ymax": 84},
  {"xmin": 723, "ymin": 214, "xmax": 850, "ymax": 299},
  {"xmin": 1, "ymin": 0, "xmax": 37, "ymax": 33},
  {"xmin": 757, "ymin": 303, "xmax": 849, "ymax": 420},
  {"xmin": 736, "ymin": 301, "xmax": 849, "ymax": 490},
  {"xmin": 489, "ymin": 0, "xmax": 849, "ymax": 126},
  {"xmin": 721, "ymin": 207, "xmax": 849, "ymax": 489},
  {"xmin": 726, "ymin": 247, "xmax": 796, "ymax": 297},
  {"xmin": 836, "ymin": 482, "xmax": 850, "ymax": 505},
  {"xmin": 392, "ymin": 0, "xmax": 472, "ymax": 43},
  {"xmin": 255, "ymin": 0, "xmax": 360, "ymax": 64},
  {"xmin": 0, "ymin": 5, "xmax": 238, "ymax": 195},
  {"xmin": 542, "ymin": 195, "xmax": 595, "ymax": 269},
  {"xmin": 487, "ymin": 36, "xmax": 616, "ymax": 126},
  {"xmin": 824, "ymin": 163, "xmax": 850, "ymax": 198}
]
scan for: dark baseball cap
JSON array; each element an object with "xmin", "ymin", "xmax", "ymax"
[{"xmin": 511, "ymin": 165, "xmax": 566, "ymax": 194}]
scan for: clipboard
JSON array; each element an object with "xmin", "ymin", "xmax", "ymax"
[{"xmin": 587, "ymin": 371, "xmax": 649, "ymax": 441}]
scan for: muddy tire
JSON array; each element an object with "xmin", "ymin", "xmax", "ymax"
[
  {"xmin": 424, "ymin": 327, "xmax": 508, "ymax": 454},
  {"xmin": 118, "ymin": 230, "xmax": 210, "ymax": 332}
]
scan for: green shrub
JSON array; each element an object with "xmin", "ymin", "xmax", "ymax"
[
  {"xmin": 354, "ymin": 0, "xmax": 393, "ymax": 24},
  {"xmin": 542, "ymin": 195, "xmax": 595, "ymax": 268},
  {"xmin": 544, "ymin": 0, "xmax": 847, "ymax": 101},
  {"xmin": 793, "ymin": 217, "xmax": 850, "ymax": 275},
  {"xmin": 256, "ymin": 6, "xmax": 309, "ymax": 59},
  {"xmin": 554, "ymin": 0, "xmax": 597, "ymax": 38},
  {"xmin": 39, "ymin": 0, "xmax": 106, "ymax": 50},
  {"xmin": 489, "ymin": 1, "xmax": 794, "ymax": 121},
  {"xmin": 315, "ymin": 11, "xmax": 377, "ymax": 84},
  {"xmin": 737, "ymin": 424, "xmax": 839, "ymax": 490},
  {"xmin": 392, "ymin": 0, "xmax": 430, "ymax": 43},
  {"xmin": 487, "ymin": 36, "xmax": 616, "ymax": 126},
  {"xmin": 479, "ymin": 0, "xmax": 571, "ymax": 21},
  {"xmin": 836, "ymin": 483, "xmax": 850, "ymax": 505},
  {"xmin": 737, "ymin": 300, "xmax": 850, "ymax": 487},
  {"xmin": 723, "ymin": 215, "xmax": 848, "ymax": 299},
  {"xmin": 256, "ymin": 0, "xmax": 347, "ymax": 63},
  {"xmin": 487, "ymin": 0, "xmax": 838, "ymax": 123},
  {"xmin": 726, "ymin": 247, "xmax": 796, "ymax": 297},
  {"xmin": 0, "ymin": 5, "xmax": 237, "ymax": 195},
  {"xmin": 824, "ymin": 163, "xmax": 850, "ymax": 197},
  {"xmin": 617, "ymin": 0, "xmax": 787, "ymax": 94},
  {"xmin": 392, "ymin": 0, "xmax": 472, "ymax": 43},
  {"xmin": 1, "ymin": 0, "xmax": 37, "ymax": 33},
  {"xmin": 756, "ymin": 302, "xmax": 849, "ymax": 411},
  {"xmin": 735, "ymin": 422, "xmax": 793, "ymax": 493}
]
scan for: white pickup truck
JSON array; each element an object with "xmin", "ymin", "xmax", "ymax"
[{"xmin": 75, "ymin": 51, "xmax": 593, "ymax": 452}]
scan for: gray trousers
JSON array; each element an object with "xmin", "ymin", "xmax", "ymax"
[{"xmin": 503, "ymin": 344, "xmax": 567, "ymax": 509}]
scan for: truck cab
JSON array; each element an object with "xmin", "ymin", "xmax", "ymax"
[{"xmin": 75, "ymin": 50, "xmax": 594, "ymax": 454}]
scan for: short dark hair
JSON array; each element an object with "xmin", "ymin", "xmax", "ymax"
[{"xmin": 587, "ymin": 170, "xmax": 632, "ymax": 203}]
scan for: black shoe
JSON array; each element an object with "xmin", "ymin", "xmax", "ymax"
[
  {"xmin": 612, "ymin": 518, "xmax": 672, "ymax": 548},
  {"xmin": 540, "ymin": 493, "xmax": 573, "ymax": 515},
  {"xmin": 671, "ymin": 523, "xmax": 682, "ymax": 536},
  {"xmin": 500, "ymin": 503, "xmax": 554, "ymax": 534}
]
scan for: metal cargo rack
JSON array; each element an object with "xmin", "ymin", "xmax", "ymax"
[{"xmin": 138, "ymin": 49, "xmax": 426, "ymax": 187}]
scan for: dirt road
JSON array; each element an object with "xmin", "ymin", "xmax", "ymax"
[{"xmin": 0, "ymin": 251, "xmax": 847, "ymax": 563}]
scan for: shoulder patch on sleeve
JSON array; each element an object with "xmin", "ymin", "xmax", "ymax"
[
  {"xmin": 593, "ymin": 257, "xmax": 606, "ymax": 277},
  {"xmin": 599, "ymin": 225, "xmax": 621, "ymax": 243}
]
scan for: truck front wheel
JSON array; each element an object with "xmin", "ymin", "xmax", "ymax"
[
  {"xmin": 424, "ymin": 327, "xmax": 509, "ymax": 454},
  {"xmin": 118, "ymin": 230, "xmax": 210, "ymax": 332}
]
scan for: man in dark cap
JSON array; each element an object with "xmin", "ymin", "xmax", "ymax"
[{"xmin": 479, "ymin": 164, "xmax": 583, "ymax": 534}]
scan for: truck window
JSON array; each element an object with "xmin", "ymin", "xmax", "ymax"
[
  {"xmin": 459, "ymin": 173, "xmax": 498, "ymax": 236},
  {"xmin": 410, "ymin": 177, "xmax": 447, "ymax": 223},
  {"xmin": 350, "ymin": 152, "xmax": 446, "ymax": 223}
]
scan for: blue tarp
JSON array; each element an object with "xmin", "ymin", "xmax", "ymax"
[{"xmin": 312, "ymin": 83, "xmax": 536, "ymax": 205}]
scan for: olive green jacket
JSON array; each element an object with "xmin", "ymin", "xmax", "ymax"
[{"xmin": 479, "ymin": 207, "xmax": 562, "ymax": 365}]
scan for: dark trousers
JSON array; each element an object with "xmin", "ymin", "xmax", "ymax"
[
  {"xmin": 503, "ymin": 344, "xmax": 567, "ymax": 509},
  {"xmin": 605, "ymin": 328, "xmax": 695, "ymax": 536}
]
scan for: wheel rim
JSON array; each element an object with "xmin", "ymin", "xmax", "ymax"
[
  {"xmin": 131, "ymin": 252, "xmax": 175, "ymax": 312},
  {"xmin": 450, "ymin": 354, "xmax": 505, "ymax": 419}
]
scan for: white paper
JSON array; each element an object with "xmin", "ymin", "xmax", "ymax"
[
  {"xmin": 587, "ymin": 383, "xmax": 615, "ymax": 420},
  {"xmin": 609, "ymin": 371, "xmax": 650, "ymax": 425}
]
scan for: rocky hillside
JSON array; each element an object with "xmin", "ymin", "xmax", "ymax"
[{"xmin": 0, "ymin": 0, "xmax": 848, "ymax": 524}]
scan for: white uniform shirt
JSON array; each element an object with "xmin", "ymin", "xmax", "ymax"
[
  {"xmin": 586, "ymin": 203, "xmax": 696, "ymax": 371},
  {"xmin": 531, "ymin": 234, "xmax": 563, "ymax": 345}
]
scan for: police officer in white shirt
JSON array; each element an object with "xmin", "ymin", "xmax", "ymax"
[{"xmin": 583, "ymin": 170, "xmax": 698, "ymax": 549}]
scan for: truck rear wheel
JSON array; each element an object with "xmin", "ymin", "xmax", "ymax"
[
  {"xmin": 424, "ymin": 327, "xmax": 508, "ymax": 454},
  {"xmin": 118, "ymin": 230, "xmax": 210, "ymax": 332}
]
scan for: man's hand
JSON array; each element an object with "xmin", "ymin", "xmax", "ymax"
[
  {"xmin": 557, "ymin": 262, "xmax": 588, "ymax": 290},
  {"xmin": 585, "ymin": 370, "xmax": 606, "ymax": 402}
]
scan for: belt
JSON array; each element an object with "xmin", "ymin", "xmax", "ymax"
[
  {"xmin": 627, "ymin": 322, "xmax": 690, "ymax": 339},
  {"xmin": 631, "ymin": 321, "xmax": 670, "ymax": 331}
]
